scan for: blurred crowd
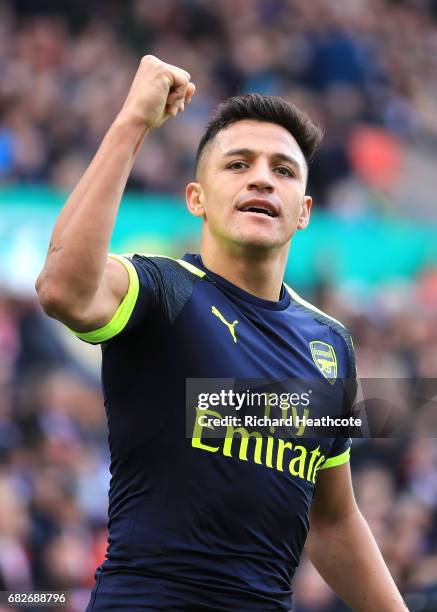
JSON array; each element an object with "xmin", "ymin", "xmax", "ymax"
[
  {"xmin": 0, "ymin": 0, "xmax": 437, "ymax": 218},
  {"xmin": 1, "ymin": 1, "xmax": 437, "ymax": 611}
]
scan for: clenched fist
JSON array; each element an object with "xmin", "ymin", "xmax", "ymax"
[{"xmin": 118, "ymin": 55, "xmax": 196, "ymax": 130}]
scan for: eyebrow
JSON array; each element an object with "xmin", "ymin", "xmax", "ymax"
[{"xmin": 223, "ymin": 148, "xmax": 303, "ymax": 173}]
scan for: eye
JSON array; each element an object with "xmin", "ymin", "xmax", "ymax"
[
  {"xmin": 275, "ymin": 166, "xmax": 294, "ymax": 177},
  {"xmin": 227, "ymin": 161, "xmax": 249, "ymax": 170}
]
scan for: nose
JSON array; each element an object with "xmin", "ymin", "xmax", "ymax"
[{"xmin": 247, "ymin": 161, "xmax": 275, "ymax": 193}]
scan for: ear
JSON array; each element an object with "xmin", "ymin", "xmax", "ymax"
[
  {"xmin": 186, "ymin": 182, "xmax": 205, "ymax": 218},
  {"xmin": 297, "ymin": 195, "xmax": 312, "ymax": 230}
]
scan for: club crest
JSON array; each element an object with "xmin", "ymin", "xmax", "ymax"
[{"xmin": 309, "ymin": 341, "xmax": 337, "ymax": 384}]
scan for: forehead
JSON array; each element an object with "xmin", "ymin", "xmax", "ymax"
[{"xmin": 212, "ymin": 119, "xmax": 306, "ymax": 168}]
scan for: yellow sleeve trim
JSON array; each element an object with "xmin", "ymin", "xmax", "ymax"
[
  {"xmin": 69, "ymin": 254, "xmax": 140, "ymax": 344},
  {"xmin": 123, "ymin": 253, "xmax": 206, "ymax": 279},
  {"xmin": 176, "ymin": 259, "xmax": 206, "ymax": 278},
  {"xmin": 319, "ymin": 447, "xmax": 350, "ymax": 470}
]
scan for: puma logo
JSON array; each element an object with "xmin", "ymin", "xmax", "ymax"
[{"xmin": 211, "ymin": 306, "xmax": 238, "ymax": 343}]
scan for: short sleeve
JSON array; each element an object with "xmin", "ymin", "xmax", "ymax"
[
  {"xmin": 319, "ymin": 437, "xmax": 351, "ymax": 470},
  {"xmin": 319, "ymin": 331, "xmax": 356, "ymax": 470},
  {"xmin": 68, "ymin": 253, "xmax": 159, "ymax": 344}
]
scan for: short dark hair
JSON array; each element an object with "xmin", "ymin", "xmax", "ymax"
[{"xmin": 195, "ymin": 93, "xmax": 323, "ymax": 176}]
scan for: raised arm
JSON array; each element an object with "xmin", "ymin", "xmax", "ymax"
[
  {"xmin": 306, "ymin": 462, "xmax": 408, "ymax": 611},
  {"xmin": 35, "ymin": 56, "xmax": 195, "ymax": 332}
]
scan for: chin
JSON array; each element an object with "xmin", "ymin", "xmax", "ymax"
[{"xmin": 233, "ymin": 230, "xmax": 283, "ymax": 250}]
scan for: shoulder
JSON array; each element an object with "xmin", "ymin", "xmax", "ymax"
[
  {"xmin": 284, "ymin": 282, "xmax": 356, "ymax": 377},
  {"xmin": 123, "ymin": 253, "xmax": 207, "ymax": 323},
  {"xmin": 123, "ymin": 253, "xmax": 205, "ymax": 278}
]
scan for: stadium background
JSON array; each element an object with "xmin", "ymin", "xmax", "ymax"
[{"xmin": 1, "ymin": 0, "xmax": 437, "ymax": 610}]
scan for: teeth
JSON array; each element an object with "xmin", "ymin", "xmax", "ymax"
[{"xmin": 244, "ymin": 207, "xmax": 272, "ymax": 216}]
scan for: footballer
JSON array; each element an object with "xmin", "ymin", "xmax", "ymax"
[{"xmin": 36, "ymin": 56, "xmax": 407, "ymax": 611}]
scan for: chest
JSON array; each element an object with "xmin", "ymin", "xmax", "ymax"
[{"xmin": 172, "ymin": 283, "xmax": 343, "ymax": 383}]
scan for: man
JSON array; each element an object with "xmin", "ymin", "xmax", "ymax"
[{"xmin": 36, "ymin": 56, "xmax": 406, "ymax": 611}]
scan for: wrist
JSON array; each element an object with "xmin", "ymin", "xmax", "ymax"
[{"xmin": 112, "ymin": 111, "xmax": 151, "ymax": 136}]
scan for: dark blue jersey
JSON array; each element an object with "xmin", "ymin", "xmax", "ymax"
[{"xmin": 74, "ymin": 253, "xmax": 356, "ymax": 612}]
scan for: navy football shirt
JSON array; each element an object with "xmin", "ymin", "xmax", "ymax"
[{"xmin": 72, "ymin": 253, "xmax": 356, "ymax": 612}]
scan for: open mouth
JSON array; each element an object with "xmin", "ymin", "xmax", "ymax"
[
  {"xmin": 238, "ymin": 201, "xmax": 279, "ymax": 217},
  {"xmin": 242, "ymin": 207, "xmax": 275, "ymax": 217}
]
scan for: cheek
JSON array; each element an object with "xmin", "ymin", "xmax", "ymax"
[
  {"xmin": 206, "ymin": 183, "xmax": 238, "ymax": 216},
  {"xmin": 203, "ymin": 195, "xmax": 228, "ymax": 225},
  {"xmin": 282, "ymin": 191, "xmax": 305, "ymax": 220},
  {"xmin": 283, "ymin": 205, "xmax": 301, "ymax": 225}
]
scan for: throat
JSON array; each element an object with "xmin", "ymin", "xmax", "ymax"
[{"xmin": 200, "ymin": 248, "xmax": 286, "ymax": 301}]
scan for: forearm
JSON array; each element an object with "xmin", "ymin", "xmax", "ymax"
[
  {"xmin": 36, "ymin": 55, "xmax": 193, "ymax": 325},
  {"xmin": 36, "ymin": 114, "xmax": 147, "ymax": 311},
  {"xmin": 306, "ymin": 507, "xmax": 407, "ymax": 611}
]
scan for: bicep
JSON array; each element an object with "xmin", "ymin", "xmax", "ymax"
[
  {"xmin": 63, "ymin": 255, "xmax": 131, "ymax": 333},
  {"xmin": 310, "ymin": 462, "xmax": 357, "ymax": 528}
]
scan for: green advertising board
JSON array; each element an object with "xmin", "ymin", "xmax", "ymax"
[{"xmin": 1, "ymin": 186, "xmax": 436, "ymax": 296}]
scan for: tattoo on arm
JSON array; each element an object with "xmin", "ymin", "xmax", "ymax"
[{"xmin": 49, "ymin": 241, "xmax": 63, "ymax": 255}]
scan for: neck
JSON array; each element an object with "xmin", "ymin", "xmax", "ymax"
[{"xmin": 200, "ymin": 240, "xmax": 290, "ymax": 301}]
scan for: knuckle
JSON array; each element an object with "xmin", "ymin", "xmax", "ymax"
[
  {"xmin": 141, "ymin": 54, "xmax": 157, "ymax": 64},
  {"xmin": 177, "ymin": 73, "xmax": 190, "ymax": 86}
]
